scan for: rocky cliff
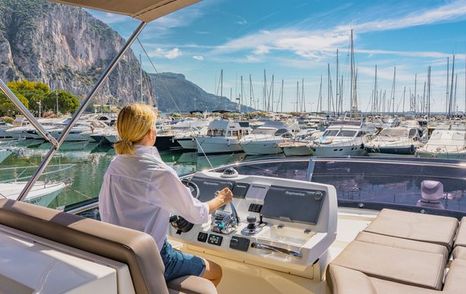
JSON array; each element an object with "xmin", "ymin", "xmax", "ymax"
[
  {"xmin": 0, "ymin": 0, "xmax": 153, "ymax": 106},
  {"xmin": 151, "ymin": 73, "xmax": 254, "ymax": 113},
  {"xmin": 0, "ymin": 0, "xmax": 252, "ymax": 113}
]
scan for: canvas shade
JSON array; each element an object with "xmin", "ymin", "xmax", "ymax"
[{"xmin": 51, "ymin": 0, "xmax": 199, "ymax": 22}]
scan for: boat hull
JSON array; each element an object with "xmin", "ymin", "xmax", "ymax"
[
  {"xmin": 313, "ymin": 144, "xmax": 367, "ymax": 157},
  {"xmin": 177, "ymin": 137, "xmax": 197, "ymax": 150},
  {"xmin": 366, "ymin": 145, "xmax": 415, "ymax": 155},
  {"xmin": 240, "ymin": 141, "xmax": 283, "ymax": 155},
  {"xmin": 416, "ymin": 150, "xmax": 466, "ymax": 159},
  {"xmin": 196, "ymin": 137, "xmax": 243, "ymax": 154},
  {"xmin": 283, "ymin": 145, "xmax": 313, "ymax": 156},
  {"xmin": 155, "ymin": 135, "xmax": 182, "ymax": 151}
]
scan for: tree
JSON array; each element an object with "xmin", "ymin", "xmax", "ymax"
[
  {"xmin": 43, "ymin": 90, "xmax": 80, "ymax": 114},
  {"xmin": 0, "ymin": 89, "xmax": 29, "ymax": 116},
  {"xmin": 7, "ymin": 80, "xmax": 50, "ymax": 114}
]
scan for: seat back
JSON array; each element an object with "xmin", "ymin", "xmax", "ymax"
[{"xmin": 0, "ymin": 199, "xmax": 168, "ymax": 294}]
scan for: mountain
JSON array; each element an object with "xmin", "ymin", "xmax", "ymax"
[
  {"xmin": 150, "ymin": 72, "xmax": 254, "ymax": 113},
  {"xmin": 0, "ymin": 0, "xmax": 251, "ymax": 113},
  {"xmin": 0, "ymin": 0, "xmax": 154, "ymax": 106}
]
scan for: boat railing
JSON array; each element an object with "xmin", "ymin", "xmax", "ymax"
[{"xmin": 0, "ymin": 164, "xmax": 75, "ymax": 185}]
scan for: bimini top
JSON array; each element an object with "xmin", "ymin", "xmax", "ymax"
[{"xmin": 51, "ymin": 0, "xmax": 199, "ymax": 22}]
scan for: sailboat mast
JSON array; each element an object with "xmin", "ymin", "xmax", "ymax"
[
  {"xmin": 373, "ymin": 65, "xmax": 378, "ymax": 114},
  {"xmin": 402, "ymin": 86, "xmax": 406, "ymax": 114},
  {"xmin": 240, "ymin": 75, "xmax": 243, "ymax": 113},
  {"xmin": 270, "ymin": 74, "xmax": 274, "ymax": 112},
  {"xmin": 422, "ymin": 81, "xmax": 426, "ymax": 115},
  {"xmin": 350, "ymin": 29, "xmax": 354, "ymax": 115},
  {"xmin": 249, "ymin": 74, "xmax": 253, "ymax": 109},
  {"xmin": 302, "ymin": 78, "xmax": 305, "ymax": 112},
  {"xmin": 427, "ymin": 66, "xmax": 431, "ymax": 118},
  {"xmin": 446, "ymin": 57, "xmax": 450, "ymax": 113},
  {"xmin": 391, "ymin": 66, "xmax": 396, "ymax": 113},
  {"xmin": 280, "ymin": 79, "xmax": 284, "ymax": 112},
  {"xmin": 448, "ymin": 55, "xmax": 455, "ymax": 117},
  {"xmin": 220, "ymin": 69, "xmax": 223, "ymax": 97},
  {"xmin": 327, "ymin": 63, "xmax": 331, "ymax": 113},
  {"xmin": 296, "ymin": 81, "xmax": 299, "ymax": 112},
  {"xmin": 318, "ymin": 75, "xmax": 323, "ymax": 112},
  {"xmin": 263, "ymin": 69, "xmax": 267, "ymax": 111},
  {"xmin": 454, "ymin": 74, "xmax": 458, "ymax": 114},
  {"xmin": 336, "ymin": 49, "xmax": 339, "ymax": 114}
]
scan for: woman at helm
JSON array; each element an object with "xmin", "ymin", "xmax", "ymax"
[{"xmin": 99, "ymin": 103, "xmax": 232, "ymax": 285}]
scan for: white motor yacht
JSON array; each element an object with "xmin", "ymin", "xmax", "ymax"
[
  {"xmin": 417, "ymin": 125, "xmax": 466, "ymax": 159},
  {"xmin": 312, "ymin": 122, "xmax": 368, "ymax": 156},
  {"xmin": 176, "ymin": 127, "xmax": 208, "ymax": 150},
  {"xmin": 365, "ymin": 126, "xmax": 423, "ymax": 155},
  {"xmin": 172, "ymin": 119, "xmax": 210, "ymax": 150},
  {"xmin": 239, "ymin": 126, "xmax": 293, "ymax": 156},
  {"xmin": 280, "ymin": 130, "xmax": 322, "ymax": 156},
  {"xmin": 0, "ymin": 181, "xmax": 66, "ymax": 207},
  {"xmin": 196, "ymin": 120, "xmax": 252, "ymax": 154}
]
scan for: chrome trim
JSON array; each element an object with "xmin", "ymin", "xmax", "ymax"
[{"xmin": 252, "ymin": 242, "xmax": 302, "ymax": 258}]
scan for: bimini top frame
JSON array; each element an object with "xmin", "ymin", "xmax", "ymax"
[{"xmin": 0, "ymin": 0, "xmax": 199, "ymax": 201}]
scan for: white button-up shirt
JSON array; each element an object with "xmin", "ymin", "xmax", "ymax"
[{"xmin": 98, "ymin": 145, "xmax": 209, "ymax": 250}]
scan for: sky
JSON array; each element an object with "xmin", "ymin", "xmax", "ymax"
[{"xmin": 88, "ymin": 0, "xmax": 466, "ymax": 113}]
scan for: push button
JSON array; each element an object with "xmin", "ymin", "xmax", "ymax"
[{"xmin": 197, "ymin": 232, "xmax": 208, "ymax": 242}]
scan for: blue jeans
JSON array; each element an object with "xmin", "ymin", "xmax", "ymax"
[{"xmin": 160, "ymin": 240, "xmax": 206, "ymax": 281}]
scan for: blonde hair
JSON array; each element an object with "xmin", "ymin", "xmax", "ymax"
[{"xmin": 114, "ymin": 103, "xmax": 157, "ymax": 155}]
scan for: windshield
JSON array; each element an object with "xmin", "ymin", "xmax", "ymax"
[
  {"xmin": 337, "ymin": 130, "xmax": 357, "ymax": 137},
  {"xmin": 323, "ymin": 130, "xmax": 339, "ymax": 137},
  {"xmin": 379, "ymin": 128, "xmax": 408, "ymax": 137}
]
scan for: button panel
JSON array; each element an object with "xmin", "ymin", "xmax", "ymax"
[{"xmin": 248, "ymin": 203, "xmax": 263, "ymax": 213}]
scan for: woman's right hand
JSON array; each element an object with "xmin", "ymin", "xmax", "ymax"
[{"xmin": 207, "ymin": 187, "xmax": 233, "ymax": 213}]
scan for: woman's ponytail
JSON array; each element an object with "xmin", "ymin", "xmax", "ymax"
[{"xmin": 114, "ymin": 104, "xmax": 157, "ymax": 155}]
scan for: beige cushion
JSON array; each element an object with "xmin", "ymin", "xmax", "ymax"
[
  {"xmin": 356, "ymin": 231, "xmax": 449, "ymax": 261},
  {"xmin": 326, "ymin": 264, "xmax": 439, "ymax": 294},
  {"xmin": 369, "ymin": 277, "xmax": 438, "ymax": 294},
  {"xmin": 326, "ymin": 264, "xmax": 376, "ymax": 294},
  {"xmin": 364, "ymin": 209, "xmax": 458, "ymax": 250},
  {"xmin": 452, "ymin": 246, "xmax": 466, "ymax": 260},
  {"xmin": 331, "ymin": 240, "xmax": 446, "ymax": 290},
  {"xmin": 454, "ymin": 217, "xmax": 466, "ymax": 248},
  {"xmin": 168, "ymin": 276, "xmax": 217, "ymax": 294},
  {"xmin": 443, "ymin": 259, "xmax": 466, "ymax": 294}
]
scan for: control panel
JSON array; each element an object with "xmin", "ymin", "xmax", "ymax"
[{"xmin": 169, "ymin": 169, "xmax": 337, "ymax": 277}]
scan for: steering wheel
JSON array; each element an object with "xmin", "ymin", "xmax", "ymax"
[
  {"xmin": 170, "ymin": 178, "xmax": 200, "ymax": 234},
  {"xmin": 181, "ymin": 178, "xmax": 200, "ymax": 199}
]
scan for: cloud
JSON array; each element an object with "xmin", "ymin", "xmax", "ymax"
[
  {"xmin": 86, "ymin": 11, "xmax": 131, "ymax": 24},
  {"xmin": 150, "ymin": 48, "xmax": 182, "ymax": 59},
  {"xmin": 193, "ymin": 55, "xmax": 204, "ymax": 61},
  {"xmin": 236, "ymin": 16, "xmax": 248, "ymax": 25},
  {"xmin": 346, "ymin": 1, "xmax": 466, "ymax": 33},
  {"xmin": 211, "ymin": 1, "xmax": 466, "ymax": 62}
]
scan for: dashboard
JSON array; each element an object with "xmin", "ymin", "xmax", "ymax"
[{"xmin": 169, "ymin": 169, "xmax": 338, "ymax": 278}]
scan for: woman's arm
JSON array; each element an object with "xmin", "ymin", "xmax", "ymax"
[
  {"xmin": 207, "ymin": 188, "xmax": 233, "ymax": 213},
  {"xmin": 150, "ymin": 168, "xmax": 232, "ymax": 224}
]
